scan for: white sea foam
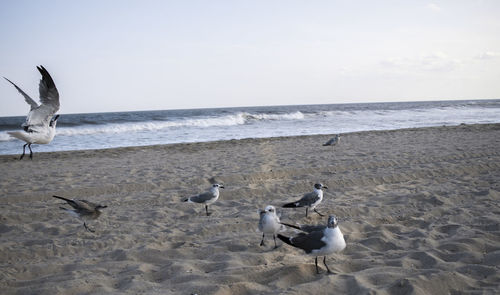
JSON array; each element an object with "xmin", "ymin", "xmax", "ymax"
[
  {"xmin": 245, "ymin": 111, "xmax": 305, "ymax": 121},
  {"xmin": 0, "ymin": 133, "xmax": 12, "ymax": 142},
  {"xmin": 0, "ymin": 111, "xmax": 307, "ymax": 140}
]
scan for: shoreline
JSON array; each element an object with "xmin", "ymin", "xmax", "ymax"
[
  {"xmin": 1, "ymin": 122, "xmax": 495, "ymax": 158},
  {"xmin": 1, "ymin": 123, "xmax": 499, "ymax": 294}
]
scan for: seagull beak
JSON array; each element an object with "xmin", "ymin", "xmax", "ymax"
[{"xmin": 323, "ymin": 186, "xmax": 328, "ymax": 189}]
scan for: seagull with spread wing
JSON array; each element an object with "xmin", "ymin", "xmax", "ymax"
[{"xmin": 4, "ymin": 66, "xmax": 60, "ymax": 160}]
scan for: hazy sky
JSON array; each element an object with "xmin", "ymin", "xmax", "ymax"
[{"xmin": 1, "ymin": 0, "xmax": 499, "ymax": 116}]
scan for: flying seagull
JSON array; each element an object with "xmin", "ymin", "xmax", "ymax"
[
  {"xmin": 258, "ymin": 205, "xmax": 284, "ymax": 248},
  {"xmin": 4, "ymin": 66, "xmax": 60, "ymax": 160},
  {"xmin": 283, "ymin": 183, "xmax": 328, "ymax": 217},
  {"xmin": 323, "ymin": 134, "xmax": 340, "ymax": 147},
  {"xmin": 183, "ymin": 183, "xmax": 224, "ymax": 216},
  {"xmin": 53, "ymin": 195, "xmax": 107, "ymax": 233},
  {"xmin": 278, "ymin": 215, "xmax": 346, "ymax": 274}
]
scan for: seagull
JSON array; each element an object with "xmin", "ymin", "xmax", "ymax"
[
  {"xmin": 283, "ymin": 183, "xmax": 328, "ymax": 217},
  {"xmin": 4, "ymin": 66, "xmax": 60, "ymax": 160},
  {"xmin": 52, "ymin": 195, "xmax": 107, "ymax": 233},
  {"xmin": 278, "ymin": 215, "xmax": 346, "ymax": 274},
  {"xmin": 323, "ymin": 134, "xmax": 340, "ymax": 146},
  {"xmin": 258, "ymin": 205, "xmax": 284, "ymax": 248},
  {"xmin": 183, "ymin": 183, "xmax": 224, "ymax": 216}
]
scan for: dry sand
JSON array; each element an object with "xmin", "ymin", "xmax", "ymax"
[{"xmin": 1, "ymin": 124, "xmax": 499, "ymax": 294}]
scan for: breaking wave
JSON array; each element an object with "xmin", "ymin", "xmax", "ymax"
[{"xmin": 0, "ymin": 111, "xmax": 306, "ymax": 140}]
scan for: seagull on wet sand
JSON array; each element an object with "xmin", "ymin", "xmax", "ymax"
[
  {"xmin": 258, "ymin": 205, "xmax": 284, "ymax": 248},
  {"xmin": 323, "ymin": 134, "xmax": 340, "ymax": 146},
  {"xmin": 183, "ymin": 184, "xmax": 224, "ymax": 216},
  {"xmin": 4, "ymin": 66, "xmax": 60, "ymax": 160},
  {"xmin": 278, "ymin": 215, "xmax": 346, "ymax": 274},
  {"xmin": 52, "ymin": 195, "xmax": 107, "ymax": 233},
  {"xmin": 283, "ymin": 183, "xmax": 328, "ymax": 217}
]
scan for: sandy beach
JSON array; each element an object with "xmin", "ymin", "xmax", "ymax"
[{"xmin": 1, "ymin": 123, "xmax": 499, "ymax": 294}]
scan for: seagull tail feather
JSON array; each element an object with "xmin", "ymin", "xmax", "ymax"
[
  {"xmin": 283, "ymin": 201, "xmax": 300, "ymax": 208},
  {"xmin": 7, "ymin": 131, "xmax": 31, "ymax": 142},
  {"xmin": 277, "ymin": 234, "xmax": 294, "ymax": 246}
]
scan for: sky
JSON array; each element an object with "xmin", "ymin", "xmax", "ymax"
[{"xmin": 1, "ymin": 0, "xmax": 499, "ymax": 116}]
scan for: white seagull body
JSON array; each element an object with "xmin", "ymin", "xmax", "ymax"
[
  {"xmin": 183, "ymin": 183, "xmax": 224, "ymax": 216},
  {"xmin": 4, "ymin": 66, "xmax": 60, "ymax": 159},
  {"xmin": 323, "ymin": 134, "xmax": 340, "ymax": 146},
  {"xmin": 278, "ymin": 215, "xmax": 346, "ymax": 274},
  {"xmin": 283, "ymin": 183, "xmax": 328, "ymax": 217},
  {"xmin": 258, "ymin": 205, "xmax": 284, "ymax": 248}
]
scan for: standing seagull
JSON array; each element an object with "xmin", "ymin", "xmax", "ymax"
[
  {"xmin": 283, "ymin": 183, "xmax": 328, "ymax": 217},
  {"xmin": 323, "ymin": 134, "xmax": 340, "ymax": 147},
  {"xmin": 258, "ymin": 205, "xmax": 284, "ymax": 249},
  {"xmin": 52, "ymin": 195, "xmax": 107, "ymax": 233},
  {"xmin": 183, "ymin": 183, "xmax": 224, "ymax": 216},
  {"xmin": 278, "ymin": 215, "xmax": 346, "ymax": 274},
  {"xmin": 4, "ymin": 66, "xmax": 60, "ymax": 160}
]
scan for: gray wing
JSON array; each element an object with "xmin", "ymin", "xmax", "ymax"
[
  {"xmin": 281, "ymin": 222, "xmax": 326, "ymax": 233},
  {"xmin": 189, "ymin": 191, "xmax": 215, "ymax": 203},
  {"xmin": 290, "ymin": 231, "xmax": 327, "ymax": 254},
  {"xmin": 37, "ymin": 66, "xmax": 59, "ymax": 108},
  {"xmin": 297, "ymin": 192, "xmax": 320, "ymax": 206},
  {"xmin": 74, "ymin": 199, "xmax": 98, "ymax": 213},
  {"xmin": 258, "ymin": 211, "xmax": 266, "ymax": 231},
  {"xmin": 300, "ymin": 224, "xmax": 326, "ymax": 233},
  {"xmin": 323, "ymin": 138, "xmax": 335, "ymax": 146},
  {"xmin": 25, "ymin": 66, "xmax": 60, "ymax": 127},
  {"xmin": 323, "ymin": 137, "xmax": 338, "ymax": 146},
  {"xmin": 4, "ymin": 77, "xmax": 38, "ymax": 110}
]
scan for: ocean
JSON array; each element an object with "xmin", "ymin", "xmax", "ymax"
[{"xmin": 1, "ymin": 99, "xmax": 499, "ymax": 155}]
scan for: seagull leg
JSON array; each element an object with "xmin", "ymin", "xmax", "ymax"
[
  {"xmin": 315, "ymin": 257, "xmax": 320, "ymax": 274},
  {"xmin": 323, "ymin": 256, "xmax": 334, "ymax": 274},
  {"xmin": 20, "ymin": 143, "xmax": 28, "ymax": 160},
  {"xmin": 28, "ymin": 144, "xmax": 33, "ymax": 160},
  {"xmin": 84, "ymin": 222, "xmax": 95, "ymax": 233},
  {"xmin": 260, "ymin": 233, "xmax": 265, "ymax": 246},
  {"xmin": 273, "ymin": 234, "xmax": 278, "ymax": 249},
  {"xmin": 314, "ymin": 208, "xmax": 325, "ymax": 217},
  {"xmin": 205, "ymin": 205, "xmax": 211, "ymax": 216},
  {"xmin": 305, "ymin": 207, "xmax": 309, "ymax": 218}
]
